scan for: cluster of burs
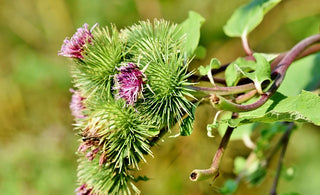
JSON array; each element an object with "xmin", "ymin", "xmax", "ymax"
[{"xmin": 59, "ymin": 19, "xmax": 198, "ymax": 194}]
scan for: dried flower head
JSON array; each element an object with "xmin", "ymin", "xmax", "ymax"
[
  {"xmin": 113, "ymin": 62, "xmax": 145, "ymax": 106},
  {"xmin": 70, "ymin": 89, "xmax": 86, "ymax": 119},
  {"xmin": 58, "ymin": 23, "xmax": 96, "ymax": 59}
]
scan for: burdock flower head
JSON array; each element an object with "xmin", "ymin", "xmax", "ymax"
[
  {"xmin": 113, "ymin": 62, "xmax": 145, "ymax": 106},
  {"xmin": 58, "ymin": 23, "xmax": 96, "ymax": 59},
  {"xmin": 70, "ymin": 89, "xmax": 86, "ymax": 119}
]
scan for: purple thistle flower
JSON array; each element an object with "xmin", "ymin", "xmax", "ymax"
[
  {"xmin": 58, "ymin": 23, "xmax": 97, "ymax": 59},
  {"xmin": 75, "ymin": 183, "xmax": 96, "ymax": 195},
  {"xmin": 113, "ymin": 62, "xmax": 144, "ymax": 106},
  {"xmin": 70, "ymin": 89, "xmax": 86, "ymax": 119}
]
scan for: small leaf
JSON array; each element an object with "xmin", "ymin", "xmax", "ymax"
[
  {"xmin": 235, "ymin": 53, "xmax": 271, "ymax": 93},
  {"xmin": 209, "ymin": 58, "xmax": 221, "ymax": 69},
  {"xmin": 219, "ymin": 90, "xmax": 320, "ymax": 127},
  {"xmin": 225, "ymin": 57, "xmax": 256, "ymax": 86},
  {"xmin": 198, "ymin": 58, "xmax": 221, "ymax": 86},
  {"xmin": 178, "ymin": 11, "xmax": 205, "ymax": 57},
  {"xmin": 198, "ymin": 65, "xmax": 211, "ymax": 76},
  {"xmin": 223, "ymin": 0, "xmax": 282, "ymax": 38},
  {"xmin": 198, "ymin": 58, "xmax": 221, "ymax": 75},
  {"xmin": 194, "ymin": 45, "xmax": 207, "ymax": 59},
  {"xmin": 207, "ymin": 111, "xmax": 232, "ymax": 137}
]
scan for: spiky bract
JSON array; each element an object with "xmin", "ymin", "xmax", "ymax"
[
  {"xmin": 72, "ymin": 26, "xmax": 124, "ymax": 100},
  {"xmin": 64, "ymin": 20, "xmax": 195, "ymax": 195},
  {"xmin": 122, "ymin": 20, "xmax": 195, "ymax": 127},
  {"xmin": 77, "ymin": 100, "xmax": 153, "ymax": 195}
]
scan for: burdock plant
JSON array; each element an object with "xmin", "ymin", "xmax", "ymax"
[
  {"xmin": 59, "ymin": 13, "xmax": 204, "ymax": 194},
  {"xmin": 59, "ymin": 1, "xmax": 320, "ymax": 194}
]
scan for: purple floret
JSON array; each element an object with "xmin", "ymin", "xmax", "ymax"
[
  {"xmin": 113, "ymin": 63, "xmax": 145, "ymax": 106},
  {"xmin": 58, "ymin": 23, "xmax": 96, "ymax": 59}
]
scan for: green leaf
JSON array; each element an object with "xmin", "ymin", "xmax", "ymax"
[
  {"xmin": 230, "ymin": 123, "xmax": 254, "ymax": 140},
  {"xmin": 198, "ymin": 58, "xmax": 221, "ymax": 76},
  {"xmin": 194, "ymin": 45, "xmax": 207, "ymax": 59},
  {"xmin": 223, "ymin": 0, "xmax": 282, "ymax": 37},
  {"xmin": 225, "ymin": 57, "xmax": 256, "ymax": 86},
  {"xmin": 198, "ymin": 65, "xmax": 211, "ymax": 76},
  {"xmin": 235, "ymin": 53, "xmax": 271, "ymax": 93},
  {"xmin": 207, "ymin": 111, "xmax": 232, "ymax": 137},
  {"xmin": 220, "ymin": 91, "xmax": 320, "ymax": 127},
  {"xmin": 198, "ymin": 58, "xmax": 221, "ymax": 86},
  {"xmin": 209, "ymin": 58, "xmax": 221, "ymax": 69},
  {"xmin": 178, "ymin": 11, "xmax": 205, "ymax": 57},
  {"xmin": 278, "ymin": 53, "xmax": 320, "ymax": 96}
]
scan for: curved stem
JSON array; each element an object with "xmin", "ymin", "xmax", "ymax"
[
  {"xmin": 187, "ymin": 83, "xmax": 255, "ymax": 96},
  {"xmin": 271, "ymin": 43, "xmax": 320, "ymax": 71},
  {"xmin": 241, "ymin": 34, "xmax": 253, "ymax": 56},
  {"xmin": 273, "ymin": 34, "xmax": 320, "ymax": 78},
  {"xmin": 190, "ymin": 113, "xmax": 237, "ymax": 182},
  {"xmin": 188, "ymin": 75, "xmax": 226, "ymax": 84},
  {"xmin": 213, "ymin": 34, "xmax": 320, "ymax": 112},
  {"xmin": 235, "ymin": 89, "xmax": 257, "ymax": 104}
]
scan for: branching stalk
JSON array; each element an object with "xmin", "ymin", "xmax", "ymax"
[
  {"xmin": 190, "ymin": 113, "xmax": 237, "ymax": 182},
  {"xmin": 188, "ymin": 75, "xmax": 226, "ymax": 84},
  {"xmin": 235, "ymin": 89, "xmax": 257, "ymax": 104},
  {"xmin": 270, "ymin": 122, "xmax": 294, "ymax": 195},
  {"xmin": 187, "ymin": 83, "xmax": 255, "ymax": 96},
  {"xmin": 212, "ymin": 34, "xmax": 320, "ymax": 112}
]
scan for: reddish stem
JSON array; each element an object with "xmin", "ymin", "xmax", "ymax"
[
  {"xmin": 242, "ymin": 34, "xmax": 253, "ymax": 56},
  {"xmin": 216, "ymin": 34, "xmax": 320, "ymax": 112}
]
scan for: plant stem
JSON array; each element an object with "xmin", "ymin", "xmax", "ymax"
[
  {"xmin": 187, "ymin": 83, "xmax": 255, "ymax": 96},
  {"xmin": 270, "ymin": 122, "xmax": 294, "ymax": 195},
  {"xmin": 213, "ymin": 34, "xmax": 320, "ymax": 112},
  {"xmin": 235, "ymin": 89, "xmax": 257, "ymax": 104},
  {"xmin": 271, "ymin": 43, "xmax": 320, "ymax": 71},
  {"xmin": 189, "ymin": 75, "xmax": 226, "ymax": 84},
  {"xmin": 272, "ymin": 34, "xmax": 320, "ymax": 80},
  {"xmin": 298, "ymin": 43, "xmax": 320, "ymax": 58},
  {"xmin": 190, "ymin": 113, "xmax": 237, "ymax": 182},
  {"xmin": 241, "ymin": 34, "xmax": 253, "ymax": 56}
]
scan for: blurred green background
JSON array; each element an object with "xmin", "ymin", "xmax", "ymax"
[{"xmin": 0, "ymin": 0, "xmax": 319, "ymax": 194}]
